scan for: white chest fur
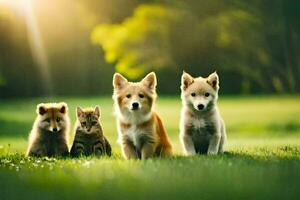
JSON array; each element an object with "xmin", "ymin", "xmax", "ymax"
[
  {"xmin": 124, "ymin": 126, "xmax": 141, "ymax": 146},
  {"xmin": 189, "ymin": 117, "xmax": 206, "ymax": 129},
  {"xmin": 121, "ymin": 123, "xmax": 156, "ymax": 147}
]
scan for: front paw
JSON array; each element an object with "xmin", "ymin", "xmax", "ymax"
[
  {"xmin": 72, "ymin": 148, "xmax": 84, "ymax": 157},
  {"xmin": 94, "ymin": 148, "xmax": 103, "ymax": 156},
  {"xmin": 207, "ymin": 150, "xmax": 218, "ymax": 155},
  {"xmin": 185, "ymin": 151, "xmax": 196, "ymax": 156}
]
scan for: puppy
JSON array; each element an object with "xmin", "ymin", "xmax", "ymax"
[
  {"xmin": 26, "ymin": 102, "xmax": 70, "ymax": 157},
  {"xmin": 180, "ymin": 71, "xmax": 226, "ymax": 155},
  {"xmin": 113, "ymin": 72, "xmax": 172, "ymax": 159}
]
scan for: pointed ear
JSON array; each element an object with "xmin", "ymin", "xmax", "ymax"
[
  {"xmin": 181, "ymin": 71, "xmax": 194, "ymax": 90},
  {"xmin": 94, "ymin": 106, "xmax": 101, "ymax": 118},
  {"xmin": 59, "ymin": 102, "xmax": 68, "ymax": 114},
  {"xmin": 76, "ymin": 106, "xmax": 84, "ymax": 118},
  {"xmin": 207, "ymin": 71, "xmax": 219, "ymax": 90},
  {"xmin": 37, "ymin": 103, "xmax": 47, "ymax": 115},
  {"xmin": 113, "ymin": 73, "xmax": 128, "ymax": 90},
  {"xmin": 141, "ymin": 72, "xmax": 157, "ymax": 91}
]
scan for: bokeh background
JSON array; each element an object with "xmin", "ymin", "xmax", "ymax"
[
  {"xmin": 0, "ymin": 1, "xmax": 300, "ymax": 199},
  {"xmin": 0, "ymin": 0, "xmax": 299, "ymax": 97}
]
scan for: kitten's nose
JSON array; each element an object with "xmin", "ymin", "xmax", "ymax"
[
  {"xmin": 132, "ymin": 102, "xmax": 139, "ymax": 110},
  {"xmin": 197, "ymin": 104, "xmax": 204, "ymax": 110}
]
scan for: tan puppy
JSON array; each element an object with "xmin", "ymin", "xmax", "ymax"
[
  {"xmin": 27, "ymin": 102, "xmax": 70, "ymax": 157},
  {"xmin": 180, "ymin": 71, "xmax": 226, "ymax": 155},
  {"xmin": 113, "ymin": 72, "xmax": 172, "ymax": 159}
]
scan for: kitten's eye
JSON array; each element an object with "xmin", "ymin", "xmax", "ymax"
[
  {"xmin": 126, "ymin": 94, "xmax": 131, "ymax": 98},
  {"xmin": 44, "ymin": 118, "xmax": 50, "ymax": 123},
  {"xmin": 139, "ymin": 94, "xmax": 144, "ymax": 98},
  {"xmin": 204, "ymin": 92, "xmax": 210, "ymax": 97},
  {"xmin": 191, "ymin": 93, "xmax": 196, "ymax": 97},
  {"xmin": 81, "ymin": 122, "xmax": 86, "ymax": 126},
  {"xmin": 91, "ymin": 121, "xmax": 97, "ymax": 126},
  {"xmin": 56, "ymin": 117, "xmax": 61, "ymax": 122}
]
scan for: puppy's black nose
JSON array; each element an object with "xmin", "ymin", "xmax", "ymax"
[
  {"xmin": 132, "ymin": 102, "xmax": 139, "ymax": 109},
  {"xmin": 53, "ymin": 128, "xmax": 58, "ymax": 132},
  {"xmin": 198, "ymin": 104, "xmax": 204, "ymax": 110}
]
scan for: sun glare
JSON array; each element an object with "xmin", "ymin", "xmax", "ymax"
[
  {"xmin": 0, "ymin": 0, "xmax": 53, "ymax": 94},
  {"xmin": 0, "ymin": 0, "xmax": 30, "ymax": 14}
]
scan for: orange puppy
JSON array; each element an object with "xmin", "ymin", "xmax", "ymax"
[{"xmin": 113, "ymin": 72, "xmax": 172, "ymax": 159}]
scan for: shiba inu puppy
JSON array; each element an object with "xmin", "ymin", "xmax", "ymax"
[
  {"xmin": 26, "ymin": 102, "xmax": 70, "ymax": 157},
  {"xmin": 180, "ymin": 71, "xmax": 226, "ymax": 155},
  {"xmin": 70, "ymin": 106, "xmax": 112, "ymax": 157},
  {"xmin": 113, "ymin": 72, "xmax": 172, "ymax": 159}
]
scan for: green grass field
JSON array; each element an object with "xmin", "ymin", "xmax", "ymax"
[{"xmin": 1, "ymin": 96, "xmax": 300, "ymax": 200}]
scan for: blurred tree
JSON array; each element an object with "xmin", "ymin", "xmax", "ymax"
[
  {"xmin": 0, "ymin": 0, "xmax": 299, "ymax": 96},
  {"xmin": 92, "ymin": 0, "xmax": 300, "ymax": 93},
  {"xmin": 92, "ymin": 5, "xmax": 180, "ymax": 78}
]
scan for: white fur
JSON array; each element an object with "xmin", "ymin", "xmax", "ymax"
[{"xmin": 179, "ymin": 72, "xmax": 227, "ymax": 155}]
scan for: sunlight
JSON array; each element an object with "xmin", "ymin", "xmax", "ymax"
[
  {"xmin": 24, "ymin": 0, "xmax": 52, "ymax": 94},
  {"xmin": 0, "ymin": 0, "xmax": 30, "ymax": 15},
  {"xmin": 0, "ymin": 0, "xmax": 53, "ymax": 94}
]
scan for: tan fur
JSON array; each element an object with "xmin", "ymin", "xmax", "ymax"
[
  {"xmin": 113, "ymin": 72, "xmax": 172, "ymax": 159},
  {"xmin": 180, "ymin": 71, "xmax": 227, "ymax": 155},
  {"xmin": 26, "ymin": 102, "xmax": 70, "ymax": 157}
]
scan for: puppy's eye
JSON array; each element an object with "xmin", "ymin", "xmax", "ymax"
[
  {"xmin": 191, "ymin": 93, "xmax": 196, "ymax": 97},
  {"xmin": 91, "ymin": 121, "xmax": 97, "ymax": 126},
  {"xmin": 81, "ymin": 122, "xmax": 86, "ymax": 126},
  {"xmin": 44, "ymin": 118, "xmax": 50, "ymax": 123},
  {"xmin": 126, "ymin": 94, "xmax": 131, "ymax": 98},
  {"xmin": 204, "ymin": 92, "xmax": 210, "ymax": 97},
  {"xmin": 139, "ymin": 94, "xmax": 144, "ymax": 98},
  {"xmin": 56, "ymin": 117, "xmax": 61, "ymax": 122}
]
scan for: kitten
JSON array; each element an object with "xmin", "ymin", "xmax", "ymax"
[{"xmin": 70, "ymin": 106, "xmax": 111, "ymax": 157}]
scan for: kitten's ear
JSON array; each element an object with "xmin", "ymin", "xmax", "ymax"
[
  {"xmin": 94, "ymin": 106, "xmax": 101, "ymax": 118},
  {"xmin": 207, "ymin": 71, "xmax": 219, "ymax": 90},
  {"xmin": 181, "ymin": 71, "xmax": 194, "ymax": 90},
  {"xmin": 59, "ymin": 102, "xmax": 68, "ymax": 114},
  {"xmin": 37, "ymin": 103, "xmax": 47, "ymax": 115},
  {"xmin": 141, "ymin": 72, "xmax": 157, "ymax": 91},
  {"xmin": 113, "ymin": 73, "xmax": 128, "ymax": 90},
  {"xmin": 76, "ymin": 107, "xmax": 84, "ymax": 118}
]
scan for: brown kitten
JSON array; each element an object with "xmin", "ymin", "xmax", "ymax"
[{"xmin": 70, "ymin": 106, "xmax": 112, "ymax": 157}]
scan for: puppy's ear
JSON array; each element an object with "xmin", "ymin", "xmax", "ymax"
[
  {"xmin": 37, "ymin": 103, "xmax": 47, "ymax": 115},
  {"xmin": 94, "ymin": 106, "xmax": 101, "ymax": 118},
  {"xmin": 207, "ymin": 71, "xmax": 219, "ymax": 90},
  {"xmin": 59, "ymin": 102, "xmax": 68, "ymax": 114},
  {"xmin": 113, "ymin": 73, "xmax": 128, "ymax": 90},
  {"xmin": 181, "ymin": 71, "xmax": 194, "ymax": 90},
  {"xmin": 141, "ymin": 72, "xmax": 157, "ymax": 91},
  {"xmin": 76, "ymin": 107, "xmax": 84, "ymax": 118}
]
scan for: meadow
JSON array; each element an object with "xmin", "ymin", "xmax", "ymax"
[{"xmin": 0, "ymin": 96, "xmax": 300, "ymax": 200}]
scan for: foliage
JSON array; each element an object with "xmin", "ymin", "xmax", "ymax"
[
  {"xmin": 0, "ymin": 0, "xmax": 299, "ymax": 96},
  {"xmin": 91, "ymin": 0, "xmax": 300, "ymax": 93},
  {"xmin": 0, "ymin": 72, "xmax": 5, "ymax": 86},
  {"xmin": 92, "ymin": 5, "xmax": 178, "ymax": 78}
]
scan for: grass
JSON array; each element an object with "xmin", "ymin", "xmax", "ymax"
[{"xmin": 0, "ymin": 96, "xmax": 300, "ymax": 200}]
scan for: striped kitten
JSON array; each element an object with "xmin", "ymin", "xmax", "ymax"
[{"xmin": 70, "ymin": 106, "xmax": 112, "ymax": 157}]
